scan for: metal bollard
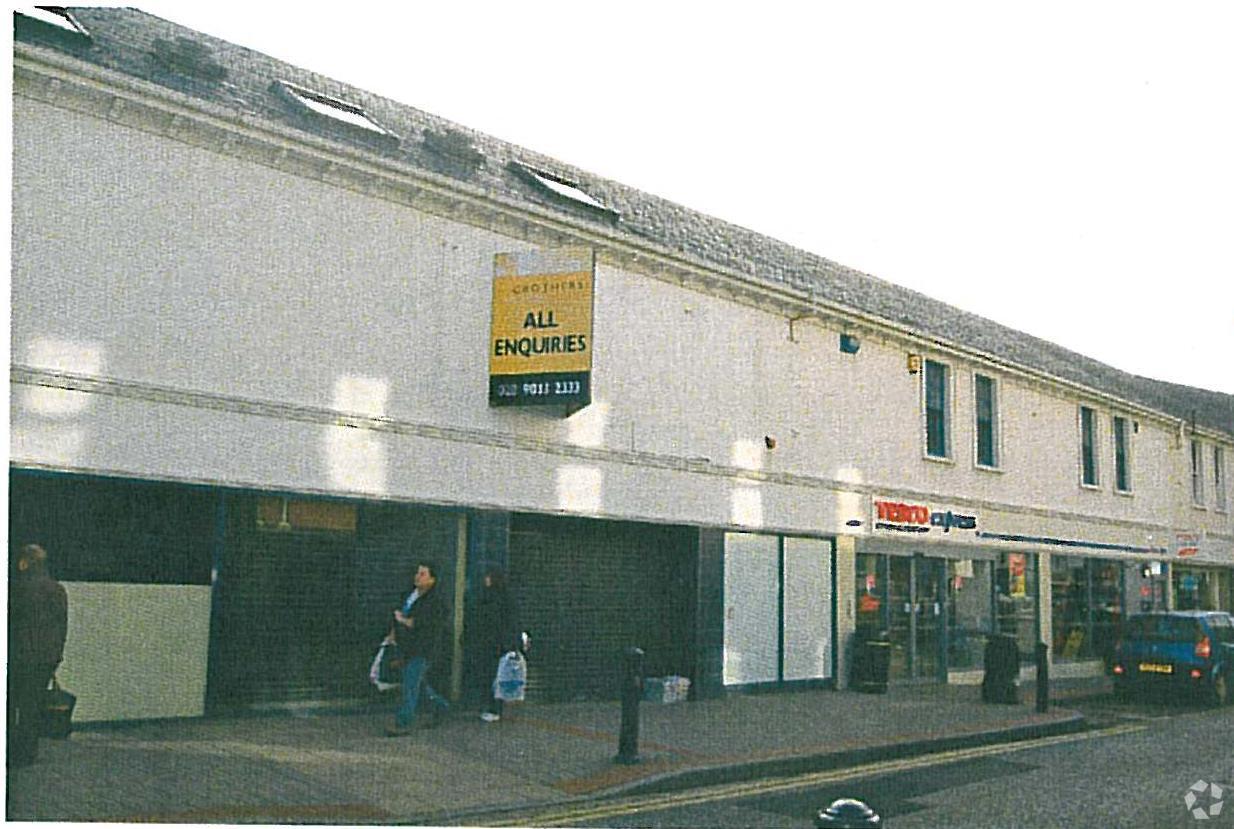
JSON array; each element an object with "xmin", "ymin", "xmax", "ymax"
[
  {"xmin": 816, "ymin": 797, "xmax": 881, "ymax": 828},
  {"xmin": 615, "ymin": 646, "xmax": 644, "ymax": 765},
  {"xmin": 1035, "ymin": 641, "xmax": 1050, "ymax": 713}
]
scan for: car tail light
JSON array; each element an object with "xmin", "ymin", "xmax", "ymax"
[
  {"xmin": 1190, "ymin": 668, "xmax": 1203, "ymax": 679},
  {"xmin": 1196, "ymin": 635, "xmax": 1212, "ymax": 660},
  {"xmin": 1113, "ymin": 664, "xmax": 1125, "ymax": 675}
]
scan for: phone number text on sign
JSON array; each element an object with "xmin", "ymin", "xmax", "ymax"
[{"xmin": 489, "ymin": 374, "xmax": 589, "ymax": 406}]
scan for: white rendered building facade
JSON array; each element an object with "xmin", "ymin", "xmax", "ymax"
[{"xmin": 11, "ymin": 8, "xmax": 1233, "ymax": 720}]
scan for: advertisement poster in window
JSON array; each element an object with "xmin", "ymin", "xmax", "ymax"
[{"xmin": 1008, "ymin": 553, "xmax": 1027, "ymax": 598}]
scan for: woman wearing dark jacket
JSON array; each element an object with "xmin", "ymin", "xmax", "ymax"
[{"xmin": 474, "ymin": 567, "xmax": 520, "ymax": 722}]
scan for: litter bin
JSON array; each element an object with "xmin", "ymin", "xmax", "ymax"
[
  {"xmin": 851, "ymin": 631, "xmax": 891, "ymax": 694},
  {"xmin": 981, "ymin": 633, "xmax": 1020, "ymax": 704}
]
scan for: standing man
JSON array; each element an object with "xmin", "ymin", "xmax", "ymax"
[
  {"xmin": 7, "ymin": 544, "xmax": 69, "ymax": 768},
  {"xmin": 386, "ymin": 561, "xmax": 450, "ymax": 736}
]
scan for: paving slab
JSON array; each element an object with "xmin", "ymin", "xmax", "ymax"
[{"xmin": 4, "ymin": 683, "xmax": 1087, "ymax": 824}]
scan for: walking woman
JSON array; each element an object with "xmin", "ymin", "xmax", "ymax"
[{"xmin": 475, "ymin": 567, "xmax": 520, "ymax": 722}]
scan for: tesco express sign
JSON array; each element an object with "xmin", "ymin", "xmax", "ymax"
[{"xmin": 874, "ymin": 500, "xmax": 978, "ymax": 534}]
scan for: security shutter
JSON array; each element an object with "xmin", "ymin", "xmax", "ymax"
[
  {"xmin": 211, "ymin": 497, "xmax": 361, "ymax": 707},
  {"xmin": 508, "ymin": 514, "xmax": 696, "ymax": 703},
  {"xmin": 210, "ymin": 496, "xmax": 458, "ymax": 709}
]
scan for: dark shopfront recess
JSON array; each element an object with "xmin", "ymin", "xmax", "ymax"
[
  {"xmin": 506, "ymin": 514, "xmax": 698, "ymax": 703},
  {"xmin": 10, "ymin": 470, "xmax": 701, "ymax": 710},
  {"xmin": 11, "ymin": 470, "xmax": 465, "ymax": 711},
  {"xmin": 8, "ymin": 470, "xmax": 215, "ymax": 586},
  {"xmin": 209, "ymin": 496, "xmax": 460, "ymax": 711}
]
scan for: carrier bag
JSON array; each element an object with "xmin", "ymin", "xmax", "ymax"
[
  {"xmin": 368, "ymin": 641, "xmax": 402, "ymax": 691},
  {"xmin": 41, "ymin": 676, "xmax": 76, "ymax": 739},
  {"xmin": 493, "ymin": 650, "xmax": 527, "ymax": 702}
]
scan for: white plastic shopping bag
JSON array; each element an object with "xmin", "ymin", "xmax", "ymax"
[
  {"xmin": 369, "ymin": 641, "xmax": 401, "ymax": 692},
  {"xmin": 493, "ymin": 650, "xmax": 527, "ymax": 702}
]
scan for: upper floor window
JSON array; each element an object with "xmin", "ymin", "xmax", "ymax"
[
  {"xmin": 1191, "ymin": 439, "xmax": 1206, "ymax": 506},
  {"xmin": 1215, "ymin": 446, "xmax": 1227, "ymax": 513},
  {"xmin": 974, "ymin": 373, "xmax": 999, "ymax": 468},
  {"xmin": 1112, "ymin": 415, "xmax": 1132, "ymax": 493},
  {"xmin": 924, "ymin": 360, "xmax": 951, "ymax": 460},
  {"xmin": 1079, "ymin": 406, "xmax": 1099, "ymax": 487}
]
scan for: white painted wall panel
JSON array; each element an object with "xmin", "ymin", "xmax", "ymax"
[{"xmin": 59, "ymin": 584, "xmax": 212, "ymax": 722}]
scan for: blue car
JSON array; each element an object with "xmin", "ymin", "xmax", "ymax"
[{"xmin": 1111, "ymin": 611, "xmax": 1234, "ymax": 705}]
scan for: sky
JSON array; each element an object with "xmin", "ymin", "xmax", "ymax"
[{"xmin": 26, "ymin": 2, "xmax": 1234, "ymax": 394}]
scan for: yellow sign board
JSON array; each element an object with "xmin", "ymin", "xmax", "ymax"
[{"xmin": 489, "ymin": 249, "xmax": 594, "ymax": 407}]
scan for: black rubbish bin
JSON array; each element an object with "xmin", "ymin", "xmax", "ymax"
[
  {"xmin": 851, "ymin": 632, "xmax": 891, "ymax": 694},
  {"xmin": 981, "ymin": 633, "xmax": 1020, "ymax": 704}
]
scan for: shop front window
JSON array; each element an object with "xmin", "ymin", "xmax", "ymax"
[
  {"xmin": 1091, "ymin": 562, "xmax": 1122, "ymax": 664},
  {"xmin": 947, "ymin": 559, "xmax": 992, "ymax": 669},
  {"xmin": 1051, "ymin": 555, "xmax": 1125, "ymax": 663},
  {"xmin": 855, "ymin": 553, "xmax": 885, "ymax": 633},
  {"xmin": 1126, "ymin": 562, "xmax": 1168, "ymax": 614},
  {"xmin": 996, "ymin": 552, "xmax": 1038, "ymax": 662},
  {"xmin": 1173, "ymin": 567, "xmax": 1216, "ymax": 611}
]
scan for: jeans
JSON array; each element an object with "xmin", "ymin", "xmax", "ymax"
[{"xmin": 395, "ymin": 656, "xmax": 448, "ymax": 727}]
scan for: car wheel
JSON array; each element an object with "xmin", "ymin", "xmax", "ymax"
[{"xmin": 1113, "ymin": 680, "xmax": 1132, "ymax": 703}]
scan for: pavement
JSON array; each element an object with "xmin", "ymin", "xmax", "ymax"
[{"xmin": 4, "ymin": 678, "xmax": 1106, "ymax": 825}]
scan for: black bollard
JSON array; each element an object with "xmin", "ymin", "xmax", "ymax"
[
  {"xmin": 616, "ymin": 647, "xmax": 644, "ymax": 765},
  {"xmin": 1035, "ymin": 641, "xmax": 1050, "ymax": 713}
]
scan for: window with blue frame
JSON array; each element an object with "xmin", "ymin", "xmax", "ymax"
[
  {"xmin": 1080, "ymin": 406, "xmax": 1099, "ymax": 486},
  {"xmin": 1192, "ymin": 439, "xmax": 1206, "ymax": 505},
  {"xmin": 1113, "ymin": 415, "xmax": 1132, "ymax": 493},
  {"xmin": 975, "ymin": 374, "xmax": 999, "ymax": 468},
  {"xmin": 925, "ymin": 360, "xmax": 951, "ymax": 459}
]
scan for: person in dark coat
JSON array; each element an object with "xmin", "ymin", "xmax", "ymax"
[
  {"xmin": 385, "ymin": 560, "xmax": 450, "ymax": 736},
  {"xmin": 7, "ymin": 544, "xmax": 69, "ymax": 768},
  {"xmin": 475, "ymin": 567, "xmax": 520, "ymax": 722}
]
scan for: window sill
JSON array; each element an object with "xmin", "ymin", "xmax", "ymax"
[
  {"xmin": 974, "ymin": 463, "xmax": 1004, "ymax": 474},
  {"xmin": 923, "ymin": 453, "xmax": 955, "ymax": 466},
  {"xmin": 1114, "ymin": 489, "xmax": 1134, "ymax": 498},
  {"xmin": 1192, "ymin": 503, "xmax": 1209, "ymax": 511},
  {"xmin": 1079, "ymin": 483, "xmax": 1102, "ymax": 492}
]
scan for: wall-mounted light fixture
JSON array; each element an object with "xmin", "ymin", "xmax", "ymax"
[
  {"xmin": 907, "ymin": 354, "xmax": 922, "ymax": 374},
  {"xmin": 764, "ymin": 435, "xmax": 777, "ymax": 450},
  {"xmin": 839, "ymin": 333, "xmax": 861, "ymax": 354}
]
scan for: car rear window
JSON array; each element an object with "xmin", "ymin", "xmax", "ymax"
[
  {"xmin": 1208, "ymin": 614, "xmax": 1234, "ymax": 644},
  {"xmin": 1125, "ymin": 616, "xmax": 1201, "ymax": 641}
]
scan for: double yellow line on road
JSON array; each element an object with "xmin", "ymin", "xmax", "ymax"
[{"xmin": 488, "ymin": 723, "xmax": 1147, "ymax": 827}]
